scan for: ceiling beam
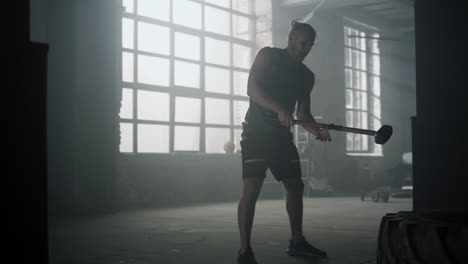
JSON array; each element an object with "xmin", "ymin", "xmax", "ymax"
[
  {"xmin": 281, "ymin": 0, "xmax": 323, "ymax": 7},
  {"xmin": 281, "ymin": 0, "xmax": 383, "ymax": 9},
  {"xmin": 280, "ymin": 0, "xmax": 414, "ymax": 32}
]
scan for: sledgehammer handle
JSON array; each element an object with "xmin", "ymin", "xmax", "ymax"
[{"xmin": 292, "ymin": 119, "xmax": 377, "ymax": 136}]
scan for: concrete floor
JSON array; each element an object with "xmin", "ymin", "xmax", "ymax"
[{"xmin": 49, "ymin": 197, "xmax": 412, "ymax": 264}]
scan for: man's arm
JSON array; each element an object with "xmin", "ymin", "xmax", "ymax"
[
  {"xmin": 296, "ymin": 72, "xmax": 331, "ymax": 141},
  {"xmin": 247, "ymin": 48, "xmax": 294, "ymax": 127}
]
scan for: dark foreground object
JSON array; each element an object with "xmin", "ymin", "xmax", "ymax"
[{"xmin": 377, "ymin": 211, "xmax": 468, "ymax": 264}]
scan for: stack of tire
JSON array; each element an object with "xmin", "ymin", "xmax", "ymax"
[{"xmin": 377, "ymin": 211, "xmax": 468, "ymax": 264}]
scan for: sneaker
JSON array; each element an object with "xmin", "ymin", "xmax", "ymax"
[
  {"xmin": 237, "ymin": 247, "xmax": 259, "ymax": 264},
  {"xmin": 287, "ymin": 237, "xmax": 328, "ymax": 258}
]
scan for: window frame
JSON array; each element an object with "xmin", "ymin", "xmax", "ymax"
[
  {"xmin": 343, "ymin": 23, "xmax": 382, "ymax": 155},
  {"xmin": 119, "ymin": 0, "xmax": 255, "ymax": 154}
]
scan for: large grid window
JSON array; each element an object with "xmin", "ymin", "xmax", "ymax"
[
  {"xmin": 119, "ymin": 0, "xmax": 254, "ymax": 153},
  {"xmin": 344, "ymin": 26, "xmax": 382, "ymax": 154}
]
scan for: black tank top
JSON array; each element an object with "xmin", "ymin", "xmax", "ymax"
[{"xmin": 243, "ymin": 47, "xmax": 308, "ymax": 139}]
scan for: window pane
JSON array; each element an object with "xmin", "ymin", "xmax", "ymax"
[
  {"xmin": 233, "ymin": 100, "xmax": 249, "ymax": 126},
  {"xmin": 344, "ymin": 27, "xmax": 351, "ymax": 47},
  {"xmin": 233, "ymin": 44, "xmax": 251, "ymax": 69},
  {"xmin": 370, "ymin": 33, "xmax": 380, "ymax": 54},
  {"xmin": 361, "ymin": 91, "xmax": 368, "ymax": 110},
  {"xmin": 348, "ymin": 28, "xmax": 355, "ymax": 48},
  {"xmin": 361, "ymin": 112, "xmax": 368, "ymax": 129},
  {"xmin": 205, "ymin": 37, "xmax": 230, "ymax": 66},
  {"xmin": 371, "ymin": 54, "xmax": 380, "ymax": 74},
  {"xmin": 353, "ymin": 111, "xmax": 361, "ymax": 128},
  {"xmin": 345, "ymin": 68, "xmax": 351, "ymax": 87},
  {"xmin": 233, "ymin": 15, "xmax": 251, "ymax": 40},
  {"xmin": 234, "ymin": 128, "xmax": 242, "ymax": 152},
  {"xmin": 206, "ymin": 127, "xmax": 231, "ymax": 153},
  {"xmin": 360, "ymin": 51, "xmax": 367, "ymax": 71},
  {"xmin": 123, "ymin": 0, "xmax": 134, "ymax": 13},
  {"xmin": 373, "ymin": 117, "xmax": 381, "ymax": 131},
  {"xmin": 120, "ymin": 123, "xmax": 133, "ymax": 152},
  {"xmin": 362, "ymin": 135, "xmax": 369, "ymax": 151},
  {"xmin": 120, "ymin": 88, "xmax": 133, "ymax": 119},
  {"xmin": 345, "ymin": 48, "xmax": 351, "ymax": 67},
  {"xmin": 204, "ymin": 0, "xmax": 230, "ymax": 8},
  {"xmin": 355, "ymin": 33, "xmax": 362, "ymax": 50},
  {"xmin": 233, "ymin": 71, "xmax": 248, "ymax": 96},
  {"xmin": 137, "ymin": 124, "xmax": 169, "ymax": 153},
  {"xmin": 205, "ymin": 98, "xmax": 230, "ymax": 124},
  {"xmin": 122, "ymin": 18, "xmax": 134, "ymax": 49},
  {"xmin": 173, "ymin": 0, "xmax": 202, "ymax": 29},
  {"xmin": 373, "ymin": 97, "xmax": 381, "ymax": 119},
  {"xmin": 372, "ymin": 76, "xmax": 381, "ymax": 97},
  {"xmin": 345, "ymin": 89, "xmax": 353, "ymax": 109},
  {"xmin": 137, "ymin": 90, "xmax": 170, "ymax": 121},
  {"xmin": 137, "ymin": 0, "xmax": 169, "ymax": 21},
  {"xmin": 351, "ymin": 70, "xmax": 358, "ymax": 89},
  {"xmin": 174, "ymin": 61, "xmax": 200, "ymax": 88},
  {"xmin": 138, "ymin": 22, "xmax": 170, "ymax": 55},
  {"xmin": 353, "ymin": 91, "xmax": 360, "ymax": 110},
  {"xmin": 205, "ymin": 66, "xmax": 230, "ymax": 94},
  {"xmin": 122, "ymin": 52, "xmax": 134, "ymax": 82},
  {"xmin": 233, "ymin": 0, "xmax": 250, "ymax": 14},
  {"xmin": 351, "ymin": 49, "xmax": 358, "ymax": 68},
  {"xmin": 359, "ymin": 32, "xmax": 366, "ymax": 50},
  {"xmin": 137, "ymin": 55, "xmax": 170, "ymax": 86},
  {"xmin": 354, "ymin": 134, "xmax": 361, "ymax": 150},
  {"xmin": 346, "ymin": 110, "xmax": 353, "ymax": 127},
  {"xmin": 374, "ymin": 142, "xmax": 382, "ymax": 154},
  {"xmin": 360, "ymin": 71, "xmax": 367, "ymax": 91},
  {"xmin": 174, "ymin": 126, "xmax": 200, "ymax": 151},
  {"xmin": 205, "ymin": 6, "xmax": 230, "ymax": 36},
  {"xmin": 346, "ymin": 133, "xmax": 353, "ymax": 151},
  {"xmin": 351, "ymin": 29, "xmax": 359, "ymax": 49},
  {"xmin": 356, "ymin": 70, "xmax": 362, "ymax": 89},
  {"xmin": 175, "ymin": 32, "xmax": 200, "ymax": 60},
  {"xmin": 175, "ymin": 97, "xmax": 201, "ymax": 123}
]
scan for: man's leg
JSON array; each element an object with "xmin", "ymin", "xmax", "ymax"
[
  {"xmin": 282, "ymin": 177, "xmax": 305, "ymax": 242},
  {"xmin": 238, "ymin": 177, "xmax": 264, "ymax": 253},
  {"xmin": 282, "ymin": 177, "xmax": 328, "ymax": 258}
]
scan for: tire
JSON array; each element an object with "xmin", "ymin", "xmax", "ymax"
[{"xmin": 377, "ymin": 211, "xmax": 468, "ymax": 264}]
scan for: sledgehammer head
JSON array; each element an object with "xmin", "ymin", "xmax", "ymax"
[{"xmin": 375, "ymin": 125, "xmax": 393, "ymax": 145}]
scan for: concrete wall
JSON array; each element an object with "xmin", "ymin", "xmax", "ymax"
[
  {"xmin": 31, "ymin": 0, "xmax": 119, "ymax": 215},
  {"xmin": 116, "ymin": 154, "xmax": 243, "ymax": 209}
]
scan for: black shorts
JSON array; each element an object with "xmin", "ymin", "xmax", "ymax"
[{"xmin": 240, "ymin": 133, "xmax": 301, "ymax": 182}]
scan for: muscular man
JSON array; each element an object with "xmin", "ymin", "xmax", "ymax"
[{"xmin": 237, "ymin": 21, "xmax": 331, "ymax": 264}]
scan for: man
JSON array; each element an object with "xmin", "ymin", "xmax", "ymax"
[{"xmin": 237, "ymin": 21, "xmax": 331, "ymax": 264}]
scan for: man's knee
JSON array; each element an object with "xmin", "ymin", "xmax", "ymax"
[
  {"xmin": 282, "ymin": 178, "xmax": 304, "ymax": 195},
  {"xmin": 241, "ymin": 177, "xmax": 264, "ymax": 199}
]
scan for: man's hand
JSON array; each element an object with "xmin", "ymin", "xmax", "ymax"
[
  {"xmin": 277, "ymin": 108, "xmax": 293, "ymax": 128},
  {"xmin": 314, "ymin": 127, "xmax": 332, "ymax": 142},
  {"xmin": 302, "ymin": 124, "xmax": 332, "ymax": 142}
]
